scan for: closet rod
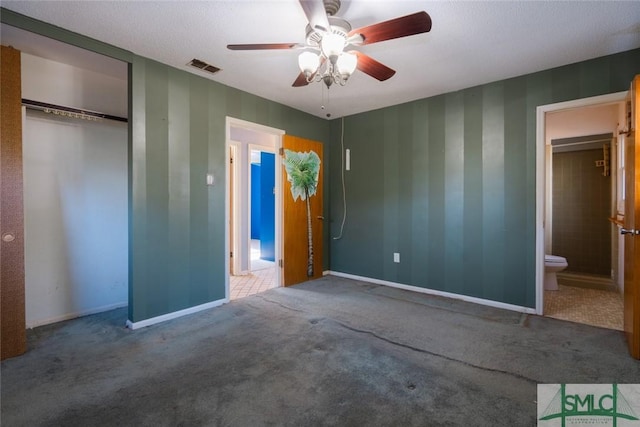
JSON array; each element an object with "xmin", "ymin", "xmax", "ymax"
[{"xmin": 22, "ymin": 99, "xmax": 127, "ymax": 123}]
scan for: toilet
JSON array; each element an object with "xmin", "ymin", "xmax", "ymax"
[{"xmin": 544, "ymin": 255, "xmax": 568, "ymax": 290}]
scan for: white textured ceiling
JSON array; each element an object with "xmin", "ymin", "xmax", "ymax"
[{"xmin": 2, "ymin": 1, "xmax": 639, "ymax": 119}]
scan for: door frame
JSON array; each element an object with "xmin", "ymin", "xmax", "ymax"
[
  {"xmin": 535, "ymin": 91, "xmax": 627, "ymax": 315},
  {"xmin": 229, "ymin": 143, "xmax": 238, "ymax": 276},
  {"xmin": 225, "ymin": 117, "xmax": 284, "ymax": 299}
]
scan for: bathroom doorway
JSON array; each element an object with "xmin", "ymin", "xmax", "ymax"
[
  {"xmin": 226, "ymin": 118, "xmax": 283, "ymax": 300},
  {"xmin": 537, "ymin": 93, "xmax": 626, "ymax": 330}
]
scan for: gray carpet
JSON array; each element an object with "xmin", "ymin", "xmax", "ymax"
[{"xmin": 2, "ymin": 276, "xmax": 638, "ymax": 426}]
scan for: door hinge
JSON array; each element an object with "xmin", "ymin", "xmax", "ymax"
[
  {"xmin": 279, "ymin": 147, "xmax": 284, "ymax": 156},
  {"xmin": 230, "ymin": 251, "xmax": 233, "ymax": 258},
  {"xmin": 230, "ymin": 157, "xmax": 233, "ymax": 164},
  {"xmin": 278, "ymin": 259, "xmax": 283, "ymax": 268}
]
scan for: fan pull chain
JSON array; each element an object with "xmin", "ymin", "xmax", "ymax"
[{"xmin": 320, "ymin": 84, "xmax": 332, "ymax": 118}]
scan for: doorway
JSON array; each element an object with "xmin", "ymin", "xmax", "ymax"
[
  {"xmin": 536, "ymin": 92, "xmax": 627, "ymax": 329},
  {"xmin": 226, "ymin": 118, "xmax": 284, "ymax": 300}
]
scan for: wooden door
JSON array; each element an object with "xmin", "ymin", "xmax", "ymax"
[
  {"xmin": 623, "ymin": 75, "xmax": 640, "ymax": 359},
  {"xmin": 281, "ymin": 135, "xmax": 323, "ymax": 286},
  {"xmin": 1, "ymin": 45, "xmax": 27, "ymax": 359}
]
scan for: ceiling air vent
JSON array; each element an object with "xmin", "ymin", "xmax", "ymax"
[{"xmin": 188, "ymin": 58, "xmax": 221, "ymax": 74}]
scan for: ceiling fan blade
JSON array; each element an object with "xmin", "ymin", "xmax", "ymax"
[
  {"xmin": 299, "ymin": 0, "xmax": 331, "ymax": 33},
  {"xmin": 227, "ymin": 43, "xmax": 303, "ymax": 50},
  {"xmin": 350, "ymin": 51, "xmax": 396, "ymax": 81},
  {"xmin": 292, "ymin": 72, "xmax": 310, "ymax": 87},
  {"xmin": 348, "ymin": 11, "xmax": 432, "ymax": 45}
]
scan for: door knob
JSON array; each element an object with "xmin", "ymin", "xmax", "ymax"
[
  {"xmin": 620, "ymin": 228, "xmax": 639, "ymax": 235},
  {"xmin": 317, "ymin": 216, "xmax": 324, "ymax": 220},
  {"xmin": 2, "ymin": 233, "xmax": 16, "ymax": 242}
]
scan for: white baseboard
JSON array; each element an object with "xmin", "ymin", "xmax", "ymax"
[
  {"xmin": 328, "ymin": 271, "xmax": 537, "ymax": 315},
  {"xmin": 26, "ymin": 301, "xmax": 128, "ymax": 329},
  {"xmin": 126, "ymin": 298, "xmax": 229, "ymax": 330}
]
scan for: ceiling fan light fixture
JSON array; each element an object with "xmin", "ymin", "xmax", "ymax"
[
  {"xmin": 320, "ymin": 33, "xmax": 345, "ymax": 63},
  {"xmin": 298, "ymin": 51, "xmax": 320, "ymax": 77},
  {"xmin": 228, "ymin": 3, "xmax": 433, "ymax": 90},
  {"xmin": 336, "ymin": 52, "xmax": 357, "ymax": 78}
]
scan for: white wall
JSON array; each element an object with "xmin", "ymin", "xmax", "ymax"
[
  {"xmin": 546, "ymin": 103, "xmax": 620, "ymax": 143},
  {"xmin": 21, "ymin": 52, "xmax": 127, "ymax": 117},
  {"xmin": 22, "ymin": 53, "xmax": 128, "ymax": 327}
]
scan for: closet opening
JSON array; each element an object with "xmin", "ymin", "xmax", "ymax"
[{"xmin": 3, "ymin": 24, "xmax": 130, "ymax": 329}]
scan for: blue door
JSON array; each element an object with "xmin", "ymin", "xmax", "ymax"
[
  {"xmin": 260, "ymin": 152, "xmax": 275, "ymax": 261},
  {"xmin": 250, "ymin": 163, "xmax": 261, "ymax": 240}
]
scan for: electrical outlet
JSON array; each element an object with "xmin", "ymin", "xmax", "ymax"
[{"xmin": 393, "ymin": 252, "xmax": 400, "ymax": 263}]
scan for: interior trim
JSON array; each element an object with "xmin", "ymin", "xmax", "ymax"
[
  {"xmin": 328, "ymin": 271, "xmax": 537, "ymax": 315},
  {"xmin": 126, "ymin": 298, "xmax": 228, "ymax": 330},
  {"xmin": 27, "ymin": 302, "xmax": 128, "ymax": 329}
]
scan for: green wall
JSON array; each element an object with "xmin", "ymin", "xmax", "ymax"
[
  {"xmin": 129, "ymin": 56, "xmax": 329, "ymax": 321},
  {"xmin": 328, "ymin": 48, "xmax": 640, "ymax": 308}
]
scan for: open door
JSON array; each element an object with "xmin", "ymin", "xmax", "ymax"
[
  {"xmin": 623, "ymin": 75, "xmax": 640, "ymax": 359},
  {"xmin": 281, "ymin": 135, "xmax": 323, "ymax": 287},
  {"xmin": 260, "ymin": 151, "xmax": 276, "ymax": 262}
]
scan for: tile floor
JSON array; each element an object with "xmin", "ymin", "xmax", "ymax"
[
  {"xmin": 544, "ymin": 284, "xmax": 623, "ymax": 330},
  {"xmin": 230, "ymin": 239, "xmax": 277, "ymax": 300},
  {"xmin": 230, "ymin": 266, "xmax": 277, "ymax": 300}
]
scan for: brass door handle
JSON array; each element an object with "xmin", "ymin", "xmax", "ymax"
[{"xmin": 317, "ymin": 216, "xmax": 324, "ymax": 220}]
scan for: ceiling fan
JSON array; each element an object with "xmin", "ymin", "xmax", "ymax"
[{"xmin": 227, "ymin": 0, "xmax": 432, "ymax": 88}]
